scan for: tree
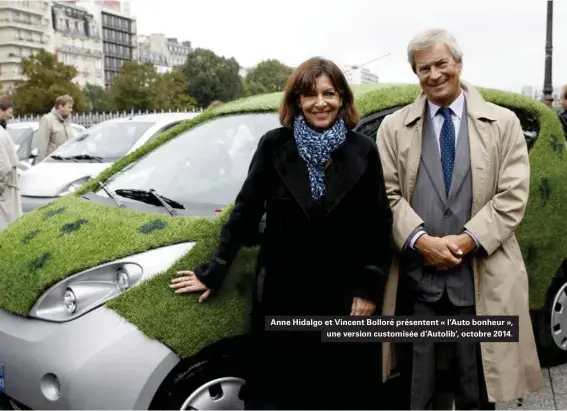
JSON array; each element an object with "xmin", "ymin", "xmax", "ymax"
[
  {"xmin": 107, "ymin": 61, "xmax": 160, "ymax": 111},
  {"xmin": 182, "ymin": 48, "xmax": 243, "ymax": 107},
  {"xmin": 153, "ymin": 69, "xmax": 197, "ymax": 110},
  {"xmin": 12, "ymin": 50, "xmax": 88, "ymax": 115},
  {"xmin": 244, "ymin": 59, "xmax": 293, "ymax": 96},
  {"xmin": 83, "ymin": 83, "xmax": 111, "ymax": 112}
]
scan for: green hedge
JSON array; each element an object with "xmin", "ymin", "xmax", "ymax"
[{"xmin": 0, "ymin": 83, "xmax": 564, "ymax": 359}]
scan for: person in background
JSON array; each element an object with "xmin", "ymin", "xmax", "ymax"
[
  {"xmin": 171, "ymin": 56, "xmax": 394, "ymax": 409},
  {"xmin": 559, "ymin": 84, "xmax": 567, "ymax": 139},
  {"xmin": 35, "ymin": 94, "xmax": 74, "ymax": 162},
  {"xmin": 376, "ymin": 28, "xmax": 544, "ymax": 409},
  {"xmin": 0, "ymin": 98, "xmax": 22, "ymax": 231}
]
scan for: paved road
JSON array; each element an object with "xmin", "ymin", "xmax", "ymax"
[
  {"xmin": 1, "ymin": 363, "xmax": 565, "ymax": 409},
  {"xmin": 497, "ymin": 363, "xmax": 567, "ymax": 410}
]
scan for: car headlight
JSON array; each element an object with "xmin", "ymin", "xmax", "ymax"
[
  {"xmin": 29, "ymin": 242, "xmax": 197, "ymax": 322},
  {"xmin": 59, "ymin": 178, "xmax": 90, "ymax": 196}
]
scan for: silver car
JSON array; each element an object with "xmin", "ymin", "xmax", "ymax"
[
  {"xmin": 18, "ymin": 113, "xmax": 199, "ymax": 212},
  {"xmin": 6, "ymin": 121, "xmax": 86, "ymax": 173},
  {"xmin": 0, "ymin": 85, "xmax": 566, "ymax": 410}
]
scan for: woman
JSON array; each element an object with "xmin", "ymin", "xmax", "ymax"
[{"xmin": 171, "ymin": 57, "xmax": 394, "ymax": 409}]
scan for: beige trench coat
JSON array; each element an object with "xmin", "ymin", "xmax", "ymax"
[
  {"xmin": 0, "ymin": 127, "xmax": 22, "ymax": 231},
  {"xmin": 376, "ymin": 81, "xmax": 544, "ymax": 403},
  {"xmin": 36, "ymin": 108, "xmax": 73, "ymax": 162}
]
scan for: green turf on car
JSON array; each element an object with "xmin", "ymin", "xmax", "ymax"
[{"xmin": 0, "ymin": 83, "xmax": 565, "ymax": 359}]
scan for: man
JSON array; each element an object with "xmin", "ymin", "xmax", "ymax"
[
  {"xmin": 376, "ymin": 28, "xmax": 544, "ymax": 409},
  {"xmin": 559, "ymin": 85, "xmax": 567, "ymax": 139},
  {"xmin": 0, "ymin": 98, "xmax": 22, "ymax": 231},
  {"xmin": 36, "ymin": 94, "xmax": 74, "ymax": 162}
]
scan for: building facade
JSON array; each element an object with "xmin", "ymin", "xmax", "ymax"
[
  {"xmin": 137, "ymin": 33, "xmax": 192, "ymax": 73},
  {"xmin": 100, "ymin": 8, "xmax": 136, "ymax": 88},
  {"xmin": 343, "ymin": 66, "xmax": 379, "ymax": 85},
  {"xmin": 166, "ymin": 37, "xmax": 191, "ymax": 68},
  {"xmin": 0, "ymin": 0, "xmax": 53, "ymax": 91},
  {"xmin": 52, "ymin": 1, "xmax": 104, "ymax": 87},
  {"xmin": 137, "ymin": 33, "xmax": 170, "ymax": 73}
]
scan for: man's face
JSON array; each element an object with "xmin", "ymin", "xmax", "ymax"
[
  {"xmin": 413, "ymin": 42, "xmax": 462, "ymax": 106},
  {"xmin": 58, "ymin": 102, "xmax": 73, "ymax": 118},
  {"xmin": 0, "ymin": 107, "xmax": 13, "ymax": 121}
]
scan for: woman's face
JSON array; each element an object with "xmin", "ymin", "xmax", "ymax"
[{"xmin": 298, "ymin": 74, "xmax": 342, "ymax": 130}]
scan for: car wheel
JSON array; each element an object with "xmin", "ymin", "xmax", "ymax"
[
  {"xmin": 149, "ymin": 338, "xmax": 248, "ymax": 410},
  {"xmin": 534, "ymin": 269, "xmax": 567, "ymax": 367}
]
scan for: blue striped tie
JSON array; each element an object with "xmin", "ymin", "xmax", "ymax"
[{"xmin": 438, "ymin": 106, "xmax": 455, "ymax": 197}]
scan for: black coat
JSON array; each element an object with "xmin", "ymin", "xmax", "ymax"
[
  {"xmin": 560, "ymin": 111, "xmax": 567, "ymax": 140},
  {"xmin": 195, "ymin": 125, "xmax": 394, "ymax": 409}
]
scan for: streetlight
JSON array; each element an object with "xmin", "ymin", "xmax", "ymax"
[{"xmin": 542, "ymin": 0, "xmax": 554, "ymax": 107}]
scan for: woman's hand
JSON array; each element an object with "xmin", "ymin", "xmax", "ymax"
[
  {"xmin": 351, "ymin": 297, "xmax": 376, "ymax": 316},
  {"xmin": 170, "ymin": 270, "xmax": 212, "ymax": 303}
]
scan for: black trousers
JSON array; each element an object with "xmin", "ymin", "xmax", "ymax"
[{"xmin": 406, "ymin": 291, "xmax": 495, "ymax": 410}]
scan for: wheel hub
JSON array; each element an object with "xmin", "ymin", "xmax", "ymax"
[
  {"xmin": 550, "ymin": 281, "xmax": 567, "ymax": 351},
  {"xmin": 180, "ymin": 377, "xmax": 245, "ymax": 410}
]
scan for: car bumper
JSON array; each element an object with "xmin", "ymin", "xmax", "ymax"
[
  {"xmin": 21, "ymin": 196, "xmax": 58, "ymax": 213},
  {"xmin": 0, "ymin": 306, "xmax": 180, "ymax": 409}
]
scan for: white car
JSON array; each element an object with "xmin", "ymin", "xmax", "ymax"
[
  {"xmin": 18, "ymin": 113, "xmax": 199, "ymax": 213},
  {"xmin": 6, "ymin": 121, "xmax": 86, "ymax": 172}
]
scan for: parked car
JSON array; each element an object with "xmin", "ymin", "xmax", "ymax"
[
  {"xmin": 6, "ymin": 121, "xmax": 86, "ymax": 173},
  {"xmin": 17, "ymin": 112, "xmax": 199, "ymax": 212},
  {"xmin": 0, "ymin": 84, "xmax": 565, "ymax": 410}
]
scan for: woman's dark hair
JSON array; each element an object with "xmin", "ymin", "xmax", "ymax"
[
  {"xmin": 279, "ymin": 57, "xmax": 360, "ymax": 129},
  {"xmin": 0, "ymin": 98, "xmax": 13, "ymax": 111}
]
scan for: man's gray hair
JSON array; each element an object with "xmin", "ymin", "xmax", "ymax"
[{"xmin": 407, "ymin": 28, "xmax": 464, "ymax": 73}]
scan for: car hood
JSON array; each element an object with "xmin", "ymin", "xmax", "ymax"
[{"xmin": 20, "ymin": 162, "xmax": 110, "ymax": 197}]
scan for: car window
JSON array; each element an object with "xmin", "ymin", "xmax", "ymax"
[
  {"xmin": 145, "ymin": 121, "xmax": 182, "ymax": 142},
  {"xmin": 102, "ymin": 113, "xmax": 281, "ymax": 207},
  {"xmin": 505, "ymin": 107, "xmax": 540, "ymax": 151},
  {"xmin": 6, "ymin": 127, "xmax": 34, "ymax": 160},
  {"xmin": 6, "ymin": 127, "xmax": 33, "ymax": 145},
  {"xmin": 51, "ymin": 121, "xmax": 155, "ymax": 160}
]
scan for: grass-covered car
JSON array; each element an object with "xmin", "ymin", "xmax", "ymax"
[{"xmin": 0, "ymin": 83, "xmax": 565, "ymax": 410}]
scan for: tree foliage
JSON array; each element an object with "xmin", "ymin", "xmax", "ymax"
[
  {"xmin": 83, "ymin": 83, "xmax": 111, "ymax": 112},
  {"xmin": 153, "ymin": 69, "xmax": 197, "ymax": 110},
  {"xmin": 12, "ymin": 50, "xmax": 88, "ymax": 115},
  {"xmin": 244, "ymin": 59, "xmax": 293, "ymax": 96},
  {"xmin": 107, "ymin": 61, "xmax": 195, "ymax": 111},
  {"xmin": 107, "ymin": 61, "xmax": 160, "ymax": 111},
  {"xmin": 181, "ymin": 48, "xmax": 243, "ymax": 108}
]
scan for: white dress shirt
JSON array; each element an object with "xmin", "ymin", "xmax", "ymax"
[
  {"xmin": 408, "ymin": 89, "xmax": 479, "ymax": 251},
  {"xmin": 428, "ymin": 90, "xmax": 464, "ymax": 155}
]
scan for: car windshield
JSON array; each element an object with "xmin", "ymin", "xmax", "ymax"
[
  {"xmin": 51, "ymin": 121, "xmax": 154, "ymax": 160},
  {"xmin": 101, "ymin": 113, "xmax": 281, "ymax": 207},
  {"xmin": 7, "ymin": 127, "xmax": 33, "ymax": 145}
]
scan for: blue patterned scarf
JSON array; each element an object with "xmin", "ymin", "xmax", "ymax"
[{"xmin": 293, "ymin": 115, "xmax": 348, "ymax": 200}]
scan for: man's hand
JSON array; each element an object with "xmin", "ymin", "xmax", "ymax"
[
  {"xmin": 443, "ymin": 234, "xmax": 476, "ymax": 257},
  {"xmin": 415, "ymin": 234, "xmax": 462, "ymax": 270},
  {"xmin": 351, "ymin": 297, "xmax": 376, "ymax": 316}
]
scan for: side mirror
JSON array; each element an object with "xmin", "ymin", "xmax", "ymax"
[{"xmin": 29, "ymin": 148, "xmax": 38, "ymax": 158}]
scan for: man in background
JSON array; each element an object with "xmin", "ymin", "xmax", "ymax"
[
  {"xmin": 0, "ymin": 98, "xmax": 22, "ymax": 231},
  {"xmin": 36, "ymin": 95, "xmax": 74, "ymax": 162}
]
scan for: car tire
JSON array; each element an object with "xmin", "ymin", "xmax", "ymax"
[
  {"xmin": 533, "ymin": 268, "xmax": 567, "ymax": 367},
  {"xmin": 149, "ymin": 337, "xmax": 249, "ymax": 410}
]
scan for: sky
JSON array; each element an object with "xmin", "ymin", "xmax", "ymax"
[{"xmin": 129, "ymin": 0, "xmax": 567, "ymax": 93}]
